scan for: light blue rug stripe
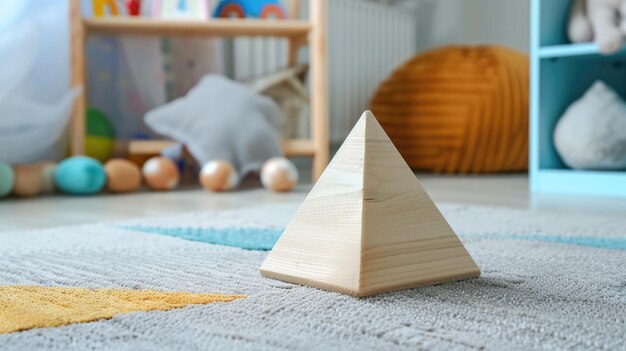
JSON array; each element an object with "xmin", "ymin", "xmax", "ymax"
[
  {"xmin": 502, "ymin": 234, "xmax": 626, "ymax": 250},
  {"xmin": 119, "ymin": 226, "xmax": 283, "ymax": 250},
  {"xmin": 473, "ymin": 233, "xmax": 626, "ymax": 250},
  {"xmin": 120, "ymin": 225, "xmax": 626, "ymax": 251}
]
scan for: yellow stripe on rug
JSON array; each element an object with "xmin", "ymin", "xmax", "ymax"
[{"xmin": 0, "ymin": 285, "xmax": 245, "ymax": 334}]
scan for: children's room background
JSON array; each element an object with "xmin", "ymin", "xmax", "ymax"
[
  {"xmin": 2, "ymin": 1, "xmax": 626, "ymax": 350},
  {"xmin": 0, "ymin": 0, "xmax": 553, "ymax": 224},
  {"xmin": 0, "ymin": 0, "xmax": 530, "ymax": 162}
]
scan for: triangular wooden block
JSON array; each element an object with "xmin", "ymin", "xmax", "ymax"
[{"xmin": 260, "ymin": 111, "xmax": 480, "ymax": 297}]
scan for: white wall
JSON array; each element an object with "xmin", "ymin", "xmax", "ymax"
[{"xmin": 413, "ymin": 0, "xmax": 530, "ymax": 53}]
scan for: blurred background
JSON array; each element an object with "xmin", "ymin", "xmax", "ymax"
[
  {"xmin": 4, "ymin": 0, "xmax": 626, "ymax": 228},
  {"xmin": 0, "ymin": 0, "xmax": 530, "ymax": 157}
]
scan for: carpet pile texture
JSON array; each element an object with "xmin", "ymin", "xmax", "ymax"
[
  {"xmin": 0, "ymin": 286, "xmax": 243, "ymax": 334},
  {"xmin": 0, "ymin": 203, "xmax": 624, "ymax": 350}
]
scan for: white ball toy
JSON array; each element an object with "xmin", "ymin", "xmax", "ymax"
[
  {"xmin": 554, "ymin": 81, "xmax": 626, "ymax": 170},
  {"xmin": 261, "ymin": 157, "xmax": 298, "ymax": 192}
]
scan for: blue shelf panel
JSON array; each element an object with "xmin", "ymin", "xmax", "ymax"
[
  {"xmin": 531, "ymin": 0, "xmax": 626, "ymax": 197},
  {"xmin": 539, "ymin": 43, "xmax": 599, "ymax": 58},
  {"xmin": 539, "ymin": 43, "xmax": 626, "ymax": 59},
  {"xmin": 537, "ymin": 0, "xmax": 570, "ymax": 46},
  {"xmin": 533, "ymin": 169, "xmax": 626, "ymax": 197}
]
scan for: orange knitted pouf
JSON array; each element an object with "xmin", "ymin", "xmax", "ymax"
[{"xmin": 370, "ymin": 46, "xmax": 529, "ymax": 173}]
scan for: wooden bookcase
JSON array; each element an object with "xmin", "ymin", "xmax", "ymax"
[
  {"xmin": 531, "ymin": 0, "xmax": 626, "ymax": 197},
  {"xmin": 69, "ymin": 0, "xmax": 329, "ymax": 181}
]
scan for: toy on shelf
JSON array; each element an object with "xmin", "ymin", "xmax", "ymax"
[
  {"xmin": 153, "ymin": 0, "xmax": 209, "ymax": 20},
  {"xmin": 105, "ymin": 159, "xmax": 142, "ymax": 193},
  {"xmin": 554, "ymin": 81, "xmax": 626, "ymax": 170},
  {"xmin": 260, "ymin": 157, "xmax": 298, "ymax": 192},
  {"xmin": 93, "ymin": 0, "xmax": 120, "ymax": 17},
  {"xmin": 12, "ymin": 164, "xmax": 42, "ymax": 198},
  {"xmin": 54, "ymin": 156, "xmax": 107, "ymax": 195},
  {"xmin": 213, "ymin": 0, "xmax": 286, "ymax": 19},
  {"xmin": 260, "ymin": 111, "xmax": 480, "ymax": 297},
  {"xmin": 126, "ymin": 0, "xmax": 141, "ymax": 16},
  {"xmin": 199, "ymin": 160, "xmax": 238, "ymax": 192},
  {"xmin": 371, "ymin": 46, "xmax": 529, "ymax": 174},
  {"xmin": 0, "ymin": 163, "xmax": 15, "ymax": 198},
  {"xmin": 142, "ymin": 157, "xmax": 180, "ymax": 191},
  {"xmin": 250, "ymin": 65, "xmax": 309, "ymax": 139},
  {"xmin": 568, "ymin": 0, "xmax": 626, "ymax": 54},
  {"xmin": 86, "ymin": 107, "xmax": 116, "ymax": 163}
]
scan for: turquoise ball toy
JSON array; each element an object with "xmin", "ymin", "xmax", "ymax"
[
  {"xmin": 0, "ymin": 163, "xmax": 15, "ymax": 197},
  {"xmin": 54, "ymin": 156, "xmax": 106, "ymax": 195}
]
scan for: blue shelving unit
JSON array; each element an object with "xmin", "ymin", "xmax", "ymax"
[{"xmin": 531, "ymin": 0, "xmax": 626, "ymax": 197}]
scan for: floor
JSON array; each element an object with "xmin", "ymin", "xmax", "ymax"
[{"xmin": 2, "ymin": 174, "xmax": 626, "ymax": 231}]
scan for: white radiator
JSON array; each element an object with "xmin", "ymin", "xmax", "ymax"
[{"xmin": 230, "ymin": 0, "xmax": 417, "ymax": 143}]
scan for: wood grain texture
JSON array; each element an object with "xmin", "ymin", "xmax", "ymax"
[
  {"xmin": 370, "ymin": 46, "xmax": 529, "ymax": 174},
  {"xmin": 70, "ymin": 0, "xmax": 86, "ymax": 155},
  {"xmin": 309, "ymin": 0, "xmax": 329, "ymax": 182},
  {"xmin": 280, "ymin": 138, "xmax": 316, "ymax": 157},
  {"xmin": 128, "ymin": 140, "xmax": 177, "ymax": 155},
  {"xmin": 260, "ymin": 111, "xmax": 480, "ymax": 297},
  {"xmin": 286, "ymin": 0, "xmax": 302, "ymax": 66},
  {"xmin": 128, "ymin": 139, "xmax": 315, "ymax": 157},
  {"xmin": 84, "ymin": 18, "xmax": 311, "ymax": 38}
]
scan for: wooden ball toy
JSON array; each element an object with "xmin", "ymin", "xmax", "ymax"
[
  {"xmin": 39, "ymin": 162, "xmax": 57, "ymax": 194},
  {"xmin": 105, "ymin": 159, "xmax": 142, "ymax": 193},
  {"xmin": 199, "ymin": 161, "xmax": 238, "ymax": 192},
  {"xmin": 12, "ymin": 164, "xmax": 42, "ymax": 197},
  {"xmin": 261, "ymin": 157, "xmax": 298, "ymax": 192},
  {"xmin": 142, "ymin": 157, "xmax": 180, "ymax": 191}
]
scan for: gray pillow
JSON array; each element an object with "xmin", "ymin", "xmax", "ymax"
[{"xmin": 145, "ymin": 75, "xmax": 283, "ymax": 176}]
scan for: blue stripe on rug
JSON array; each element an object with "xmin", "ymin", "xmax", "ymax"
[
  {"xmin": 500, "ymin": 234, "xmax": 626, "ymax": 250},
  {"xmin": 119, "ymin": 226, "xmax": 283, "ymax": 250},
  {"xmin": 119, "ymin": 225, "xmax": 626, "ymax": 251}
]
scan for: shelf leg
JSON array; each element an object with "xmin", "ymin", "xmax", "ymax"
[
  {"xmin": 310, "ymin": 0, "xmax": 329, "ymax": 182},
  {"xmin": 287, "ymin": 0, "xmax": 301, "ymax": 66},
  {"xmin": 70, "ymin": 0, "xmax": 86, "ymax": 155}
]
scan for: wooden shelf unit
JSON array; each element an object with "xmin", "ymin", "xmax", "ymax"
[{"xmin": 70, "ymin": 0, "xmax": 329, "ymax": 181}]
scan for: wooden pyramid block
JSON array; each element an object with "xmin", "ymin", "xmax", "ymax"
[{"xmin": 260, "ymin": 111, "xmax": 480, "ymax": 297}]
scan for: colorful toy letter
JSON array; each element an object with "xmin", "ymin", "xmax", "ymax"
[{"xmin": 213, "ymin": 0, "xmax": 286, "ymax": 19}]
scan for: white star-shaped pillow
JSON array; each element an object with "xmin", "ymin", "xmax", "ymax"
[{"xmin": 145, "ymin": 75, "xmax": 283, "ymax": 176}]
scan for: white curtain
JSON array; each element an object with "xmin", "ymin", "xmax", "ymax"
[
  {"xmin": 0, "ymin": 0, "xmax": 222, "ymax": 163},
  {"xmin": 0, "ymin": 0, "xmax": 77, "ymax": 163}
]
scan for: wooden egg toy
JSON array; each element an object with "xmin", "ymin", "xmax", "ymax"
[
  {"xmin": 105, "ymin": 159, "xmax": 142, "ymax": 193},
  {"xmin": 39, "ymin": 162, "xmax": 57, "ymax": 194},
  {"xmin": 261, "ymin": 157, "xmax": 298, "ymax": 192},
  {"xmin": 12, "ymin": 164, "xmax": 42, "ymax": 197},
  {"xmin": 0, "ymin": 163, "xmax": 15, "ymax": 198},
  {"xmin": 199, "ymin": 160, "xmax": 238, "ymax": 192},
  {"xmin": 142, "ymin": 157, "xmax": 180, "ymax": 191},
  {"xmin": 54, "ymin": 156, "xmax": 107, "ymax": 195}
]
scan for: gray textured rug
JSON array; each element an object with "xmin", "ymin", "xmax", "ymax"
[{"xmin": 1, "ymin": 203, "xmax": 625, "ymax": 350}]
